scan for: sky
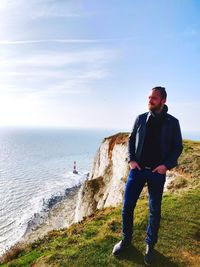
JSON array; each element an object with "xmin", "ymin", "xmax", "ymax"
[{"xmin": 0, "ymin": 0, "xmax": 200, "ymax": 132}]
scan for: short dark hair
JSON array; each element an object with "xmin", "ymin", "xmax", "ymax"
[{"xmin": 152, "ymin": 86, "xmax": 167, "ymax": 100}]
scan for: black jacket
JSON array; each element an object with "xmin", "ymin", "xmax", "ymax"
[{"xmin": 128, "ymin": 106, "xmax": 183, "ymax": 170}]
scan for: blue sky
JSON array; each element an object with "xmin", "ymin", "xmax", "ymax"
[{"xmin": 0, "ymin": 0, "xmax": 200, "ymax": 132}]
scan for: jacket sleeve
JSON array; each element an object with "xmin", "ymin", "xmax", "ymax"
[
  {"xmin": 164, "ymin": 119, "xmax": 183, "ymax": 170},
  {"xmin": 128, "ymin": 115, "xmax": 139, "ymax": 163}
]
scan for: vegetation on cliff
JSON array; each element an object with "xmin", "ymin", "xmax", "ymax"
[{"xmin": 1, "ymin": 139, "xmax": 200, "ymax": 267}]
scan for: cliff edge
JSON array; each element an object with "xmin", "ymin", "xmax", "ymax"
[{"xmin": 74, "ymin": 132, "xmax": 130, "ymax": 222}]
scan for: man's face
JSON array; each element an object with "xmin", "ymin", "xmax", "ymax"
[{"xmin": 148, "ymin": 90, "xmax": 166, "ymax": 113}]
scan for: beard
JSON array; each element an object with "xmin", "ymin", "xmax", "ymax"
[{"xmin": 148, "ymin": 101, "xmax": 163, "ymax": 112}]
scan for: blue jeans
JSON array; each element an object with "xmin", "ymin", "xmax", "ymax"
[{"xmin": 122, "ymin": 168, "xmax": 166, "ymax": 245}]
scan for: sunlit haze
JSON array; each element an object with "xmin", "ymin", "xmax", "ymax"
[{"xmin": 0, "ymin": 0, "xmax": 200, "ymax": 133}]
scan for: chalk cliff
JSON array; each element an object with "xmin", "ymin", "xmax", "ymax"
[{"xmin": 74, "ymin": 133, "xmax": 130, "ymax": 222}]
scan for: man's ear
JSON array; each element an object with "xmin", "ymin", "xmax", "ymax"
[{"xmin": 161, "ymin": 98, "xmax": 166, "ymax": 105}]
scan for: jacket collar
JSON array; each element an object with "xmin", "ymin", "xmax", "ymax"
[{"xmin": 146, "ymin": 104, "xmax": 168, "ymax": 123}]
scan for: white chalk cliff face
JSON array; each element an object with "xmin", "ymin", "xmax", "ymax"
[{"xmin": 74, "ymin": 133, "xmax": 130, "ymax": 222}]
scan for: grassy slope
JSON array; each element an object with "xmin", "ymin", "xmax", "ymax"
[
  {"xmin": 176, "ymin": 140, "xmax": 200, "ymax": 180},
  {"xmin": 1, "ymin": 140, "xmax": 200, "ymax": 267}
]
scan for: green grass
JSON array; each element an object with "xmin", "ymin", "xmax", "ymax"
[
  {"xmin": 1, "ymin": 188, "xmax": 200, "ymax": 267},
  {"xmin": 1, "ymin": 139, "xmax": 200, "ymax": 267},
  {"xmin": 177, "ymin": 140, "xmax": 200, "ymax": 181}
]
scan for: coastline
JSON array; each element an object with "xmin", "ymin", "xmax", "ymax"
[
  {"xmin": 0, "ymin": 161, "xmax": 182, "ymax": 258},
  {"xmin": 19, "ymin": 171, "xmax": 177, "ymax": 247},
  {"xmin": 21, "ymin": 185, "xmax": 81, "ymax": 245}
]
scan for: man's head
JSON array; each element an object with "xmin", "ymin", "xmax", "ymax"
[{"xmin": 148, "ymin": 86, "xmax": 167, "ymax": 113}]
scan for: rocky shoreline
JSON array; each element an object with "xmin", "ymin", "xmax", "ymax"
[{"xmin": 22, "ymin": 185, "xmax": 81, "ymax": 245}]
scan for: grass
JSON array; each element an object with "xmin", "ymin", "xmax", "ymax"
[
  {"xmin": 1, "ymin": 139, "xmax": 200, "ymax": 267},
  {"xmin": 176, "ymin": 140, "xmax": 200, "ymax": 181},
  {"xmin": 1, "ymin": 187, "xmax": 200, "ymax": 267}
]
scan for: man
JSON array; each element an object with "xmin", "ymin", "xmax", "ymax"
[{"xmin": 112, "ymin": 87, "xmax": 183, "ymax": 265}]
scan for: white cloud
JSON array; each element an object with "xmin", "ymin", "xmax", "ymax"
[
  {"xmin": 0, "ymin": 39, "xmax": 103, "ymax": 45},
  {"xmin": 0, "ymin": 49, "xmax": 117, "ymax": 68},
  {"xmin": 28, "ymin": 0, "xmax": 90, "ymax": 19},
  {"xmin": 0, "ymin": 70, "xmax": 63, "ymax": 78},
  {"xmin": 78, "ymin": 69, "xmax": 108, "ymax": 80},
  {"xmin": 0, "ymin": 69, "xmax": 107, "ymax": 80},
  {"xmin": 0, "ymin": 0, "xmax": 89, "ymax": 20},
  {"xmin": 0, "ymin": 46, "xmax": 116, "ymax": 104},
  {"xmin": 0, "ymin": 0, "xmax": 91, "ymax": 41}
]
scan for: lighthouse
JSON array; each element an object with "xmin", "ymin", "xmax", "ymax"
[{"xmin": 73, "ymin": 161, "xmax": 78, "ymax": 174}]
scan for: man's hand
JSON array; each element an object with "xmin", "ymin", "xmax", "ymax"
[
  {"xmin": 152, "ymin": 165, "xmax": 167, "ymax": 174},
  {"xmin": 129, "ymin": 161, "xmax": 141, "ymax": 170}
]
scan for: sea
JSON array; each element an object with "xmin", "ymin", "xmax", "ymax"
[
  {"xmin": 0, "ymin": 126, "xmax": 115, "ymax": 256},
  {"xmin": 0, "ymin": 126, "xmax": 199, "ymax": 256}
]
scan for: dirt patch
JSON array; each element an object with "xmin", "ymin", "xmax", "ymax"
[{"xmin": 180, "ymin": 250, "xmax": 200, "ymax": 267}]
